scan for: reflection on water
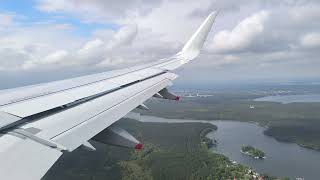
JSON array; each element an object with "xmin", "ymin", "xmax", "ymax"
[
  {"xmin": 140, "ymin": 116, "xmax": 320, "ymax": 180},
  {"xmin": 254, "ymin": 94, "xmax": 320, "ymax": 104}
]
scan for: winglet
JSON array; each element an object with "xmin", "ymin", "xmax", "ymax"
[{"xmin": 178, "ymin": 11, "xmax": 218, "ymax": 60}]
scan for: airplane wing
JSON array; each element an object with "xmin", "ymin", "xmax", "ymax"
[{"xmin": 0, "ymin": 12, "xmax": 218, "ymax": 180}]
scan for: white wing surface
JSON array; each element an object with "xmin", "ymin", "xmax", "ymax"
[{"xmin": 0, "ymin": 12, "xmax": 218, "ymax": 180}]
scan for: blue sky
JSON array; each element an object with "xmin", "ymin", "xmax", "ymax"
[{"xmin": 0, "ymin": 0, "xmax": 119, "ymax": 37}]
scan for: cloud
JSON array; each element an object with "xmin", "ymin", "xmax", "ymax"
[
  {"xmin": 0, "ymin": 48, "xmax": 30, "ymax": 71},
  {"xmin": 106, "ymin": 24, "xmax": 138, "ymax": 49},
  {"xmin": 210, "ymin": 10, "xmax": 269, "ymax": 53},
  {"xmin": 36, "ymin": 0, "xmax": 163, "ymax": 23},
  {"xmin": 301, "ymin": 33, "xmax": 320, "ymax": 48},
  {"xmin": 53, "ymin": 23, "xmax": 73, "ymax": 30},
  {"xmin": 78, "ymin": 39, "xmax": 104, "ymax": 56},
  {"xmin": 290, "ymin": 4, "xmax": 320, "ymax": 24},
  {"xmin": 1, "ymin": 0, "xmax": 320, "ymax": 89},
  {"xmin": 22, "ymin": 50, "xmax": 69, "ymax": 70},
  {"xmin": 0, "ymin": 18, "xmax": 139, "ymax": 72},
  {"xmin": 223, "ymin": 54, "xmax": 240, "ymax": 62},
  {"xmin": 43, "ymin": 50, "xmax": 69, "ymax": 64},
  {"xmin": 0, "ymin": 13, "xmax": 14, "ymax": 27}
]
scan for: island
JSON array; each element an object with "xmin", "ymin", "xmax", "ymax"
[{"xmin": 241, "ymin": 145, "xmax": 266, "ymax": 159}]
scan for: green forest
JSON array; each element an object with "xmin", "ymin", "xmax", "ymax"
[{"xmin": 43, "ymin": 119, "xmax": 287, "ymax": 180}]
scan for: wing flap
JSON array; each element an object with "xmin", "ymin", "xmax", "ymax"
[
  {"xmin": 53, "ymin": 77, "xmax": 171, "ymax": 151},
  {"xmin": 21, "ymin": 72, "xmax": 176, "ymax": 151},
  {"xmin": 0, "ymin": 111, "xmax": 21, "ymax": 130},
  {"xmin": 0, "ymin": 134, "xmax": 62, "ymax": 180}
]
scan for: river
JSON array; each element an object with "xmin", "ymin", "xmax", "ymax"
[
  {"xmin": 139, "ymin": 116, "xmax": 320, "ymax": 180},
  {"xmin": 254, "ymin": 94, "xmax": 320, "ymax": 104}
]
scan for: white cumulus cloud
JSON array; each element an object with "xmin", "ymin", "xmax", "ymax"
[{"xmin": 210, "ymin": 11, "xmax": 269, "ymax": 53}]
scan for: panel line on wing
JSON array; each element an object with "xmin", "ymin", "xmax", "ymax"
[
  {"xmin": 0, "ymin": 63, "xmax": 172, "ymax": 107},
  {"xmin": 10, "ymin": 129, "xmax": 68, "ymax": 151},
  {"xmin": 49, "ymin": 78, "xmax": 171, "ymax": 141},
  {"xmin": 0, "ymin": 71, "xmax": 169, "ymax": 133}
]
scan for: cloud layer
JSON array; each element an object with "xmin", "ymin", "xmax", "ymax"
[{"xmin": 0, "ymin": 0, "xmax": 320, "ymax": 88}]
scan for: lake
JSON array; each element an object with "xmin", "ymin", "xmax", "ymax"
[
  {"xmin": 140, "ymin": 116, "xmax": 320, "ymax": 180},
  {"xmin": 254, "ymin": 94, "xmax": 320, "ymax": 104}
]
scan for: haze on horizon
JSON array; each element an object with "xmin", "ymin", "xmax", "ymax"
[{"xmin": 0, "ymin": 0, "xmax": 319, "ymax": 89}]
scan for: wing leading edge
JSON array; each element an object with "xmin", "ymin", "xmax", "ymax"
[{"xmin": 0, "ymin": 12, "xmax": 218, "ymax": 180}]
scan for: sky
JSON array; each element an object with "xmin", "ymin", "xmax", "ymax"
[{"xmin": 0, "ymin": 0, "xmax": 319, "ymax": 89}]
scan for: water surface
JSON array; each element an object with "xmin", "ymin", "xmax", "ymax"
[
  {"xmin": 254, "ymin": 94, "xmax": 320, "ymax": 104},
  {"xmin": 140, "ymin": 116, "xmax": 320, "ymax": 179},
  {"xmin": 208, "ymin": 121, "xmax": 320, "ymax": 180}
]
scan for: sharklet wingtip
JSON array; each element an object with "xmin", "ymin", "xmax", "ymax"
[{"xmin": 179, "ymin": 11, "xmax": 218, "ymax": 60}]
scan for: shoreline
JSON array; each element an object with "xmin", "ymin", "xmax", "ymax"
[
  {"xmin": 263, "ymin": 132, "xmax": 320, "ymax": 152},
  {"xmin": 135, "ymin": 115, "xmax": 317, "ymax": 179},
  {"xmin": 140, "ymin": 115, "xmax": 320, "ymax": 152}
]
